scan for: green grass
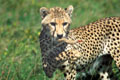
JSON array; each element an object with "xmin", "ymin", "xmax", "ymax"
[{"xmin": 0, "ymin": 0, "xmax": 120, "ymax": 80}]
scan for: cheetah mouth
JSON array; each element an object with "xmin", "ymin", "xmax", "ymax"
[{"xmin": 58, "ymin": 38, "xmax": 76, "ymax": 44}]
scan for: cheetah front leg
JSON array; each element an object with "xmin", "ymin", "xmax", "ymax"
[
  {"xmin": 62, "ymin": 63, "xmax": 77, "ymax": 80},
  {"xmin": 64, "ymin": 69, "xmax": 77, "ymax": 80},
  {"xmin": 55, "ymin": 49, "xmax": 82, "ymax": 80}
]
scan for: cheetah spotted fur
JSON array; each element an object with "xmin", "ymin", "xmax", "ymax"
[{"xmin": 39, "ymin": 5, "xmax": 120, "ymax": 80}]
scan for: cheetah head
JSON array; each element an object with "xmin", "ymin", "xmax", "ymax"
[{"xmin": 40, "ymin": 5, "xmax": 73, "ymax": 41}]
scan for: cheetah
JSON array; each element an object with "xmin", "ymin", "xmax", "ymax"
[{"xmin": 39, "ymin": 5, "xmax": 120, "ymax": 80}]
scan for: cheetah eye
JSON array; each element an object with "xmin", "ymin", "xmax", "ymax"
[
  {"xmin": 63, "ymin": 22, "xmax": 68, "ymax": 26},
  {"xmin": 50, "ymin": 22, "xmax": 56, "ymax": 26}
]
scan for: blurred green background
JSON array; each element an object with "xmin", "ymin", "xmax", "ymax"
[{"xmin": 0, "ymin": 0, "xmax": 120, "ymax": 80}]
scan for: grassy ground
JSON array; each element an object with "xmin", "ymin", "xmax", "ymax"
[{"xmin": 0, "ymin": 0, "xmax": 120, "ymax": 80}]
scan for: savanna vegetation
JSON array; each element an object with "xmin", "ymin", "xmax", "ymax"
[{"xmin": 0, "ymin": 0, "xmax": 120, "ymax": 80}]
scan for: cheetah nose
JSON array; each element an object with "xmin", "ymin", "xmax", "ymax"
[{"xmin": 57, "ymin": 34, "xmax": 63, "ymax": 39}]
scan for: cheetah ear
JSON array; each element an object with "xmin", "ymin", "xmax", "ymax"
[
  {"xmin": 65, "ymin": 5, "xmax": 74, "ymax": 17},
  {"xmin": 40, "ymin": 7, "xmax": 49, "ymax": 19}
]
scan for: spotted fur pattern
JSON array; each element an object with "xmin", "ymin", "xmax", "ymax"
[
  {"xmin": 39, "ymin": 5, "xmax": 120, "ymax": 80},
  {"xmin": 77, "ymin": 54, "xmax": 118, "ymax": 80}
]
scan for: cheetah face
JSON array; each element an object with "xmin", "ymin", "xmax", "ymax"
[{"xmin": 40, "ymin": 5, "xmax": 73, "ymax": 41}]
